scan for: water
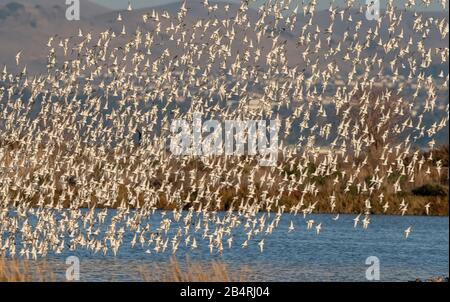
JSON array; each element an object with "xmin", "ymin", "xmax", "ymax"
[{"xmin": 12, "ymin": 212, "xmax": 449, "ymax": 282}]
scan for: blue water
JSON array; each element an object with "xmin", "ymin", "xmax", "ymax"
[{"xmin": 10, "ymin": 211, "xmax": 449, "ymax": 282}]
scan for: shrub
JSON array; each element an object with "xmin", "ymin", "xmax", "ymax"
[{"xmin": 412, "ymin": 184, "xmax": 447, "ymax": 197}]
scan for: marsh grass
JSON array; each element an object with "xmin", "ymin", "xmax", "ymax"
[
  {"xmin": 0, "ymin": 257, "xmax": 248, "ymax": 282},
  {"xmin": 0, "ymin": 258, "xmax": 55, "ymax": 281},
  {"xmin": 139, "ymin": 257, "xmax": 250, "ymax": 282}
]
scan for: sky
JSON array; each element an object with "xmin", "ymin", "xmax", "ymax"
[{"xmin": 91, "ymin": 0, "xmax": 448, "ymax": 11}]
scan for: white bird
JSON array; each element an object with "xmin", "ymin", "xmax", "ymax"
[
  {"xmin": 353, "ymin": 214, "xmax": 361, "ymax": 228},
  {"xmin": 404, "ymin": 226, "xmax": 412, "ymax": 239},
  {"xmin": 191, "ymin": 238, "xmax": 197, "ymax": 250},
  {"xmin": 425, "ymin": 203, "xmax": 431, "ymax": 215},
  {"xmin": 288, "ymin": 220, "xmax": 295, "ymax": 232},
  {"xmin": 241, "ymin": 240, "xmax": 248, "ymax": 248},
  {"xmin": 315, "ymin": 223, "xmax": 322, "ymax": 235},
  {"xmin": 15, "ymin": 50, "xmax": 22, "ymax": 65},
  {"xmin": 258, "ymin": 239, "xmax": 265, "ymax": 253}
]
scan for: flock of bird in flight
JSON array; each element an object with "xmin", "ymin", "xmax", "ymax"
[{"xmin": 0, "ymin": 0, "xmax": 448, "ymax": 259}]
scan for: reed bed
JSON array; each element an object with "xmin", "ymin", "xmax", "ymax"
[
  {"xmin": 0, "ymin": 258, "xmax": 249, "ymax": 282},
  {"xmin": 0, "ymin": 258, "xmax": 55, "ymax": 282},
  {"xmin": 140, "ymin": 257, "xmax": 250, "ymax": 282}
]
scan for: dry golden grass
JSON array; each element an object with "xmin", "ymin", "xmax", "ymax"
[
  {"xmin": 0, "ymin": 258, "xmax": 55, "ymax": 282},
  {"xmin": 0, "ymin": 257, "xmax": 249, "ymax": 282},
  {"xmin": 139, "ymin": 257, "xmax": 250, "ymax": 282}
]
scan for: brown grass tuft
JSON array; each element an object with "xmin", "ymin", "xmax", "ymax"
[
  {"xmin": 139, "ymin": 257, "xmax": 250, "ymax": 282},
  {"xmin": 0, "ymin": 258, "xmax": 55, "ymax": 282}
]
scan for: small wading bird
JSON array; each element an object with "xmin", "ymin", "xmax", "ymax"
[
  {"xmin": 15, "ymin": 50, "xmax": 22, "ymax": 65},
  {"xmin": 404, "ymin": 226, "xmax": 413, "ymax": 239}
]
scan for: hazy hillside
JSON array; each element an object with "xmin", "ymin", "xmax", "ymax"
[
  {"xmin": 0, "ymin": 0, "xmax": 448, "ymax": 75},
  {"xmin": 0, "ymin": 0, "xmax": 111, "ymax": 73}
]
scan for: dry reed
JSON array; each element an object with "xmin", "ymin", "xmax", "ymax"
[
  {"xmin": 139, "ymin": 257, "xmax": 250, "ymax": 282},
  {"xmin": 0, "ymin": 258, "xmax": 55, "ymax": 282}
]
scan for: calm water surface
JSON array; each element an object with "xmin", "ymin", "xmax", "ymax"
[{"xmin": 20, "ymin": 212, "xmax": 449, "ymax": 282}]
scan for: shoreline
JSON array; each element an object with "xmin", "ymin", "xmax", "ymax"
[{"xmin": 3, "ymin": 204, "xmax": 449, "ymax": 217}]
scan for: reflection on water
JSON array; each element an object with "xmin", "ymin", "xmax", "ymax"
[{"xmin": 11, "ymin": 212, "xmax": 450, "ymax": 281}]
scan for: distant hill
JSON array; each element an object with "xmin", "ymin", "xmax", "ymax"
[
  {"xmin": 0, "ymin": 0, "xmax": 111, "ymax": 73},
  {"xmin": 0, "ymin": 0, "xmax": 448, "ymax": 75}
]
